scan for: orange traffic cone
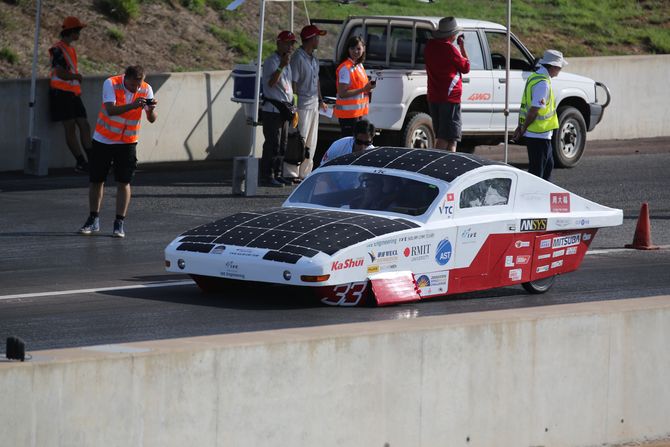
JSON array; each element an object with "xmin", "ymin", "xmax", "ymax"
[{"xmin": 625, "ymin": 202, "xmax": 659, "ymax": 250}]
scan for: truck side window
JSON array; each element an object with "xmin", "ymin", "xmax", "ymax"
[
  {"xmin": 415, "ymin": 28, "xmax": 433, "ymax": 64},
  {"xmin": 365, "ymin": 26, "xmax": 388, "ymax": 62},
  {"xmin": 390, "ymin": 26, "xmax": 413, "ymax": 65},
  {"xmin": 485, "ymin": 32, "xmax": 534, "ymax": 71},
  {"xmin": 462, "ymin": 30, "xmax": 484, "ymax": 70}
]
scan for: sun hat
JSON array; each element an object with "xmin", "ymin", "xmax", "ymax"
[
  {"xmin": 433, "ymin": 17, "xmax": 461, "ymax": 39},
  {"xmin": 61, "ymin": 16, "xmax": 86, "ymax": 32},
  {"xmin": 277, "ymin": 30, "xmax": 297, "ymax": 42},
  {"xmin": 538, "ymin": 49, "xmax": 568, "ymax": 68},
  {"xmin": 300, "ymin": 25, "xmax": 327, "ymax": 41}
]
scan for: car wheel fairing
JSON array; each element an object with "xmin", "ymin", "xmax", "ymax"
[
  {"xmin": 553, "ymin": 106, "xmax": 587, "ymax": 168},
  {"xmin": 522, "ymin": 275, "xmax": 556, "ymax": 294},
  {"xmin": 401, "ymin": 112, "xmax": 435, "ymax": 149}
]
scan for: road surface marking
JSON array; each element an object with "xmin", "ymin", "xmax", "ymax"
[{"xmin": 0, "ymin": 280, "xmax": 194, "ymax": 301}]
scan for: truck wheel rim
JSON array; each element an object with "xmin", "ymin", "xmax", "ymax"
[
  {"xmin": 560, "ymin": 121, "xmax": 581, "ymax": 159},
  {"xmin": 411, "ymin": 128, "xmax": 429, "ymax": 149}
]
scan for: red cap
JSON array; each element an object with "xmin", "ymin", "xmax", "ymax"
[
  {"xmin": 62, "ymin": 16, "xmax": 86, "ymax": 32},
  {"xmin": 277, "ymin": 31, "xmax": 297, "ymax": 42},
  {"xmin": 300, "ymin": 25, "xmax": 327, "ymax": 40}
]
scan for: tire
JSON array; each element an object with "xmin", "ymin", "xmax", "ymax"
[
  {"xmin": 553, "ymin": 106, "xmax": 587, "ymax": 168},
  {"xmin": 401, "ymin": 112, "xmax": 435, "ymax": 149},
  {"xmin": 522, "ymin": 275, "xmax": 556, "ymax": 294}
]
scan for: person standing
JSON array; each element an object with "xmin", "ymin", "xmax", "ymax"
[
  {"xmin": 512, "ymin": 50, "xmax": 567, "ymax": 181},
  {"xmin": 48, "ymin": 16, "xmax": 93, "ymax": 173},
  {"xmin": 320, "ymin": 119, "xmax": 375, "ymax": 163},
  {"xmin": 78, "ymin": 65, "xmax": 157, "ymax": 238},
  {"xmin": 424, "ymin": 17, "xmax": 470, "ymax": 152},
  {"xmin": 260, "ymin": 30, "xmax": 297, "ymax": 187},
  {"xmin": 284, "ymin": 24, "xmax": 328, "ymax": 183},
  {"xmin": 334, "ymin": 36, "xmax": 375, "ymax": 137}
]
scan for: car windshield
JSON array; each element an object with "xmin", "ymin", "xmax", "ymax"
[{"xmin": 287, "ymin": 171, "xmax": 440, "ymax": 216}]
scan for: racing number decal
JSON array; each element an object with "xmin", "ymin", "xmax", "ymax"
[{"xmin": 321, "ymin": 282, "xmax": 368, "ymax": 306}]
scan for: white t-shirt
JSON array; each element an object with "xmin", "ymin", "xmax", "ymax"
[
  {"xmin": 321, "ymin": 136, "xmax": 374, "ymax": 163},
  {"xmin": 93, "ymin": 76, "xmax": 154, "ymax": 144},
  {"xmin": 524, "ymin": 65, "xmax": 552, "ymax": 140}
]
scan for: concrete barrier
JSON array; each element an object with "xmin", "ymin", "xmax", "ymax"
[
  {"xmin": 1, "ymin": 296, "xmax": 669, "ymax": 447},
  {"xmin": 1, "ymin": 54, "xmax": 668, "ymax": 172}
]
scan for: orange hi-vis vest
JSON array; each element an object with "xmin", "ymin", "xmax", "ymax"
[
  {"xmin": 334, "ymin": 59, "xmax": 369, "ymax": 119},
  {"xmin": 49, "ymin": 41, "xmax": 81, "ymax": 95},
  {"xmin": 94, "ymin": 75, "xmax": 149, "ymax": 144}
]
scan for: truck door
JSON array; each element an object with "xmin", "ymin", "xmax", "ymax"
[
  {"xmin": 485, "ymin": 31, "xmax": 536, "ymax": 131},
  {"xmin": 460, "ymin": 30, "xmax": 494, "ymax": 132}
]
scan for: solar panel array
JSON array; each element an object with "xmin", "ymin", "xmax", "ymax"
[
  {"xmin": 175, "ymin": 207, "xmax": 418, "ymax": 264},
  {"xmin": 321, "ymin": 147, "xmax": 501, "ymax": 182}
]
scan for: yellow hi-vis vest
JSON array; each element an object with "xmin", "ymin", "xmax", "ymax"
[
  {"xmin": 519, "ymin": 72, "xmax": 558, "ymax": 133},
  {"xmin": 94, "ymin": 75, "xmax": 149, "ymax": 144}
]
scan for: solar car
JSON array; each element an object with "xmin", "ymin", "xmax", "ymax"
[{"xmin": 165, "ymin": 148, "xmax": 622, "ymax": 306}]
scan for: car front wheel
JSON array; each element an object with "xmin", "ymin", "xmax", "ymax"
[
  {"xmin": 553, "ymin": 106, "xmax": 587, "ymax": 168},
  {"xmin": 522, "ymin": 275, "xmax": 556, "ymax": 294}
]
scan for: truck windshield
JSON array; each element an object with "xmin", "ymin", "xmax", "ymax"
[{"xmin": 287, "ymin": 171, "xmax": 440, "ymax": 216}]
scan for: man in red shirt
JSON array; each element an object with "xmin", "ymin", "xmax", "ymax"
[{"xmin": 424, "ymin": 17, "xmax": 470, "ymax": 152}]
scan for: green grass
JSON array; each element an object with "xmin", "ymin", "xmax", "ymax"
[
  {"xmin": 208, "ymin": 25, "xmax": 275, "ymax": 64},
  {"xmin": 0, "ymin": 46, "xmax": 18, "ymax": 64},
  {"xmin": 97, "ymin": 0, "xmax": 140, "ymax": 23},
  {"xmin": 107, "ymin": 26, "xmax": 124, "ymax": 44}
]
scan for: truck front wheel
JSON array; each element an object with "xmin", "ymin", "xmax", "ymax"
[
  {"xmin": 401, "ymin": 112, "xmax": 435, "ymax": 149},
  {"xmin": 553, "ymin": 106, "xmax": 587, "ymax": 168}
]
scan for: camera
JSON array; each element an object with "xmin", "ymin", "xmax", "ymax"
[
  {"xmin": 145, "ymin": 98, "xmax": 156, "ymax": 106},
  {"xmin": 370, "ymin": 79, "xmax": 377, "ymax": 87}
]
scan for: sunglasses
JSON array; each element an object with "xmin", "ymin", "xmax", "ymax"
[{"xmin": 355, "ymin": 138, "xmax": 372, "ymax": 146}]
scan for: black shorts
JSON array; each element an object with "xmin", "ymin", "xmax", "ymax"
[
  {"xmin": 429, "ymin": 102, "xmax": 462, "ymax": 141},
  {"xmin": 89, "ymin": 140, "xmax": 138, "ymax": 184},
  {"xmin": 49, "ymin": 89, "xmax": 87, "ymax": 122}
]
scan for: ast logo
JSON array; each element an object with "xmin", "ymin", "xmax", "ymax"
[
  {"xmin": 520, "ymin": 218, "xmax": 547, "ymax": 232},
  {"xmin": 331, "ymin": 258, "xmax": 364, "ymax": 271},
  {"xmin": 435, "ymin": 239, "xmax": 453, "ymax": 266},
  {"xmin": 550, "ymin": 192, "xmax": 571, "ymax": 213}
]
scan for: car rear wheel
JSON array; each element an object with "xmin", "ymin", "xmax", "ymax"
[
  {"xmin": 401, "ymin": 112, "xmax": 435, "ymax": 149},
  {"xmin": 553, "ymin": 106, "xmax": 587, "ymax": 168},
  {"xmin": 522, "ymin": 275, "xmax": 556, "ymax": 294}
]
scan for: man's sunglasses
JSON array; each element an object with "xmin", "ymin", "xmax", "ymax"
[{"xmin": 355, "ymin": 138, "xmax": 373, "ymax": 146}]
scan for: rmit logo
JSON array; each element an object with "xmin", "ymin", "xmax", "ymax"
[
  {"xmin": 519, "ymin": 218, "xmax": 547, "ymax": 232},
  {"xmin": 331, "ymin": 258, "xmax": 364, "ymax": 271},
  {"xmin": 467, "ymin": 93, "xmax": 491, "ymax": 101}
]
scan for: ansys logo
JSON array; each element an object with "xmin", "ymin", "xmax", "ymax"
[{"xmin": 519, "ymin": 218, "xmax": 547, "ymax": 232}]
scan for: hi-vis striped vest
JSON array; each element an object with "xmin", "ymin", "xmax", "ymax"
[
  {"xmin": 519, "ymin": 72, "xmax": 558, "ymax": 133},
  {"xmin": 94, "ymin": 75, "xmax": 149, "ymax": 144},
  {"xmin": 49, "ymin": 41, "xmax": 81, "ymax": 95},
  {"xmin": 334, "ymin": 59, "xmax": 369, "ymax": 119}
]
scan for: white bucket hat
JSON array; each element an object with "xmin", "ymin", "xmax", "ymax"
[
  {"xmin": 433, "ymin": 17, "xmax": 462, "ymax": 39},
  {"xmin": 538, "ymin": 49, "xmax": 568, "ymax": 68}
]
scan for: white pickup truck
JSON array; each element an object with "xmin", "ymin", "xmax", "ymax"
[{"xmin": 315, "ymin": 16, "xmax": 611, "ymax": 167}]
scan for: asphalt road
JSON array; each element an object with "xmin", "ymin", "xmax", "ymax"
[{"xmin": 1, "ymin": 138, "xmax": 668, "ymax": 351}]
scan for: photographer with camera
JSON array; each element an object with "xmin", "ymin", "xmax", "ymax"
[
  {"xmin": 78, "ymin": 65, "xmax": 157, "ymax": 238},
  {"xmin": 424, "ymin": 17, "xmax": 470, "ymax": 152}
]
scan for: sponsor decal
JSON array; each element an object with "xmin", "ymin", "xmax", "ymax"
[
  {"xmin": 447, "ymin": 193, "xmax": 454, "ymax": 201},
  {"xmin": 507, "ymin": 224, "xmax": 516, "ymax": 231},
  {"xmin": 429, "ymin": 273, "xmax": 448, "ymax": 286},
  {"xmin": 435, "ymin": 239, "xmax": 453, "ymax": 266},
  {"xmin": 554, "ymin": 218, "xmax": 571, "ymax": 228},
  {"xmin": 460, "ymin": 227, "xmax": 478, "ymax": 243},
  {"xmin": 221, "ymin": 271, "xmax": 245, "ymax": 279},
  {"xmin": 321, "ymin": 282, "xmax": 367, "ymax": 306},
  {"xmin": 552, "ymin": 234, "xmax": 581, "ymax": 249},
  {"xmin": 230, "ymin": 247, "xmax": 261, "ymax": 258},
  {"xmin": 221, "ymin": 260, "xmax": 244, "ymax": 279},
  {"xmin": 439, "ymin": 202, "xmax": 454, "ymax": 216},
  {"xmin": 416, "ymin": 275, "xmax": 431, "ymax": 288},
  {"xmin": 520, "ymin": 218, "xmax": 548, "ymax": 232},
  {"xmin": 551, "ymin": 260, "xmax": 564, "ymax": 269},
  {"xmin": 550, "ymin": 192, "xmax": 571, "ymax": 213},
  {"xmin": 367, "ymin": 265, "xmax": 380, "ymax": 274},
  {"xmin": 368, "ymin": 252, "xmax": 377, "ymax": 262},
  {"xmin": 553, "ymin": 249, "xmax": 565, "ymax": 258},
  {"xmin": 540, "ymin": 239, "xmax": 552, "ymax": 249},
  {"xmin": 211, "ymin": 245, "xmax": 226, "ymax": 254},
  {"xmin": 398, "ymin": 233, "xmax": 434, "ymax": 243},
  {"xmin": 509, "ymin": 268, "xmax": 522, "ymax": 281},
  {"xmin": 566, "ymin": 247, "xmax": 578, "ymax": 255},
  {"xmin": 575, "ymin": 218, "xmax": 590, "ymax": 226},
  {"xmin": 404, "ymin": 244, "xmax": 430, "ymax": 258},
  {"xmin": 331, "ymin": 257, "xmax": 364, "ymax": 271},
  {"xmin": 516, "ymin": 255, "xmax": 531, "ymax": 265},
  {"xmin": 538, "ymin": 253, "xmax": 551, "ymax": 260},
  {"xmin": 536, "ymin": 265, "xmax": 550, "ymax": 273},
  {"xmin": 505, "ymin": 256, "xmax": 514, "ymax": 267},
  {"xmin": 467, "ymin": 93, "xmax": 491, "ymax": 101},
  {"xmin": 515, "ymin": 240, "xmax": 531, "ymax": 248},
  {"xmin": 366, "ymin": 238, "xmax": 398, "ymax": 248},
  {"xmin": 369, "ymin": 249, "xmax": 399, "ymax": 264},
  {"xmin": 583, "ymin": 233, "xmax": 592, "ymax": 241},
  {"xmin": 225, "ymin": 260, "xmax": 239, "ymax": 270}
]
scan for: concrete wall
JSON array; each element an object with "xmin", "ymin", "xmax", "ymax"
[
  {"xmin": 1, "ymin": 296, "xmax": 669, "ymax": 447},
  {"xmin": 1, "ymin": 54, "xmax": 668, "ymax": 172}
]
